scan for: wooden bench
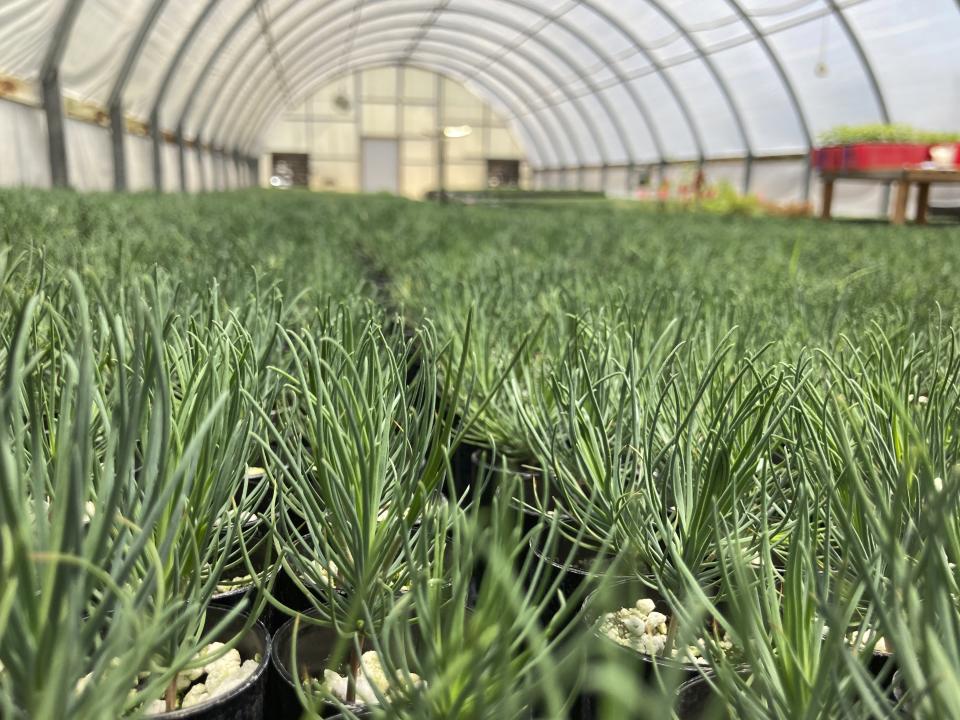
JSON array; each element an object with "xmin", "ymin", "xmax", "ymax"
[{"xmin": 820, "ymin": 168, "xmax": 960, "ymax": 225}]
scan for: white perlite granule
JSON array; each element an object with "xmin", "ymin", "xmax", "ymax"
[
  {"xmin": 598, "ymin": 597, "xmax": 732, "ymax": 664},
  {"xmin": 318, "ymin": 651, "xmax": 423, "ymax": 705},
  {"xmin": 134, "ymin": 642, "xmax": 260, "ymax": 714},
  {"xmin": 179, "ymin": 643, "xmax": 259, "ymax": 709}
]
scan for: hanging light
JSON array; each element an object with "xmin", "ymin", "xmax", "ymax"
[
  {"xmin": 814, "ymin": 16, "xmax": 829, "ymax": 78},
  {"xmin": 442, "ymin": 125, "xmax": 473, "ymax": 139}
]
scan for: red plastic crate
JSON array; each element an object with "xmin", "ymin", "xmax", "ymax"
[
  {"xmin": 842, "ymin": 143, "xmax": 929, "ymax": 170},
  {"xmin": 812, "ymin": 146, "xmax": 845, "ymax": 170}
]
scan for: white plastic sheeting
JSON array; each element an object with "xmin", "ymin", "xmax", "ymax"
[
  {"xmin": 0, "ymin": 0, "xmax": 956, "ymax": 206},
  {"xmin": 0, "ymin": 0, "xmax": 62, "ymax": 81},
  {"xmin": 0, "ymin": 98, "xmax": 245, "ymax": 194},
  {"xmin": 64, "ymin": 119, "xmax": 113, "ymax": 191},
  {"xmin": 0, "ymin": 102, "xmax": 51, "ymax": 187},
  {"xmin": 125, "ymin": 134, "xmax": 155, "ymax": 191}
]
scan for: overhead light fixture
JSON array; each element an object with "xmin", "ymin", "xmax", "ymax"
[{"xmin": 442, "ymin": 124, "xmax": 472, "ymax": 138}]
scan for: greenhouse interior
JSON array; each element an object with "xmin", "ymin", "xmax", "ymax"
[{"xmin": 1, "ymin": 1, "xmax": 960, "ymax": 719}]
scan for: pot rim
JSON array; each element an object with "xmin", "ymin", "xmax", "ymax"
[
  {"xmin": 270, "ymin": 609, "xmax": 370, "ymax": 715},
  {"xmin": 209, "ymin": 571, "xmax": 274, "ymax": 601},
  {"xmin": 469, "ymin": 448, "xmax": 541, "ymax": 478},
  {"xmin": 271, "ymin": 609, "xmax": 342, "ymax": 683},
  {"xmin": 144, "ymin": 604, "xmax": 271, "ymax": 719},
  {"xmin": 527, "ymin": 534, "xmax": 625, "ymax": 579}
]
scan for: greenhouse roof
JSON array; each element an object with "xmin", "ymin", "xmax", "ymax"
[{"xmin": 0, "ymin": 0, "xmax": 958, "ymax": 176}]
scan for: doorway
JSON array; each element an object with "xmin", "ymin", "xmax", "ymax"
[
  {"xmin": 270, "ymin": 153, "xmax": 309, "ymax": 187},
  {"xmin": 486, "ymin": 158, "xmax": 520, "ymax": 189},
  {"xmin": 361, "ymin": 138, "xmax": 400, "ymax": 193}
]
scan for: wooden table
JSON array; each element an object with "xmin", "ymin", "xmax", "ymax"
[{"xmin": 820, "ymin": 167, "xmax": 960, "ymax": 225}]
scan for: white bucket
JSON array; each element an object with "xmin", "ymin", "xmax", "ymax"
[{"xmin": 930, "ymin": 144, "xmax": 958, "ymax": 169}]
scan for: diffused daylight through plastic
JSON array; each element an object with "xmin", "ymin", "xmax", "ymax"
[
  {"xmin": 2, "ymin": 4, "xmax": 960, "ymax": 720},
  {"xmin": 0, "ymin": 0, "xmax": 957, "ymax": 213}
]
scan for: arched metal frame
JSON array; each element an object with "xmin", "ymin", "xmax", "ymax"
[
  {"xmin": 147, "ymin": 0, "xmax": 222, "ymax": 192},
  {"xmin": 276, "ymin": 0, "xmax": 753, "ymax": 192},
  {"xmin": 226, "ymin": 0, "xmax": 824, "ymax": 170},
  {"xmin": 397, "ymin": 0, "xmax": 448, "ymax": 66},
  {"xmin": 41, "ymin": 0, "xmax": 85, "ymax": 188},
  {"xmin": 639, "ymin": 0, "xmax": 755, "ymax": 191},
  {"xmin": 242, "ymin": 54, "xmax": 563, "ymax": 178},
  {"xmin": 244, "ymin": 51, "xmax": 562, "ymax": 169},
  {"xmin": 721, "ymin": 0, "xmax": 815, "ymax": 199},
  {"xmin": 108, "ymin": 0, "xmax": 167, "ymax": 191},
  {"xmin": 202, "ymin": 9, "xmax": 589, "ymax": 167},
  {"xmin": 482, "ymin": 0, "xmax": 701, "ymax": 167},
  {"xmin": 201, "ymin": 0, "xmax": 676, "ymax": 175},
  {"xmin": 239, "ymin": 57, "xmax": 577, "ymax": 189},
  {"xmin": 823, "ymin": 0, "xmax": 891, "ymax": 212},
  {"xmin": 222, "ymin": 24, "xmax": 595, "ymax": 165},
  {"xmin": 223, "ymin": 2, "xmax": 777, "ymax": 190},
  {"xmin": 184, "ymin": 0, "xmax": 639, "ymax": 177},
  {"xmin": 36, "ymin": 0, "xmax": 917, "ymax": 196},
  {"xmin": 157, "ymin": 0, "xmax": 251, "ymax": 192},
  {"xmin": 564, "ymin": 1, "xmax": 707, "ymax": 165},
  {"xmin": 823, "ymin": 0, "xmax": 889, "ymax": 123},
  {"xmin": 222, "ymin": 0, "xmax": 830, "ymax": 192},
  {"xmin": 178, "ymin": 0, "xmax": 804, "ymax": 184}
]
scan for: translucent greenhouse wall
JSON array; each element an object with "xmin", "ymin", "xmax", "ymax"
[
  {"xmin": 260, "ymin": 67, "xmax": 528, "ymax": 197},
  {"xmin": 0, "ymin": 0, "xmax": 957, "ymax": 215}
]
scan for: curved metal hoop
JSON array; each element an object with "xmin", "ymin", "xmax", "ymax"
[
  {"xmin": 36, "ymin": 0, "xmax": 924, "ymax": 191},
  {"xmin": 188, "ymin": 0, "xmax": 671, "ymax": 166},
  {"xmin": 186, "ymin": 0, "xmax": 636, "ymax": 168},
  {"xmin": 241, "ymin": 51, "xmax": 564, "ymax": 169},
  {"xmin": 181, "ymin": 1, "xmax": 590, "ymax": 176},
  {"xmin": 225, "ymin": 26, "xmax": 602, "ymax": 166}
]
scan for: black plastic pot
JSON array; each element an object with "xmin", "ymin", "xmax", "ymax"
[
  {"xmin": 270, "ymin": 567, "xmax": 318, "ymax": 628},
  {"xmin": 147, "ymin": 605, "xmax": 271, "ymax": 720},
  {"xmin": 210, "ymin": 515, "xmax": 277, "ymax": 627},
  {"xmin": 234, "ymin": 466, "xmax": 271, "ymax": 517},
  {"xmin": 268, "ymin": 530, "xmax": 349, "ymax": 634},
  {"xmin": 867, "ymin": 647, "xmax": 905, "ymax": 707},
  {"xmin": 675, "ymin": 674, "xmax": 725, "ymax": 720},
  {"xmin": 450, "ymin": 439, "xmax": 483, "ymax": 502},
  {"xmin": 460, "ymin": 448, "xmax": 542, "ymax": 510},
  {"xmin": 526, "ymin": 528, "xmax": 626, "ymax": 625},
  {"xmin": 675, "ymin": 655, "xmax": 904, "ymax": 720},
  {"xmin": 210, "ymin": 582, "xmax": 275, "ymax": 633},
  {"xmin": 270, "ymin": 566, "xmax": 455, "ymax": 637},
  {"xmin": 577, "ymin": 580, "xmax": 711, "ymax": 720},
  {"xmin": 867, "ymin": 649, "xmax": 894, "ymax": 675},
  {"xmin": 268, "ymin": 611, "xmax": 370, "ymax": 719},
  {"xmin": 492, "ymin": 472, "xmax": 559, "ymax": 538},
  {"xmin": 210, "ymin": 583, "xmax": 270, "ymax": 629}
]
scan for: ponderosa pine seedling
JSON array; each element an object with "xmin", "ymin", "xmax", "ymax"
[
  {"xmin": 253, "ymin": 306, "xmax": 465, "ymax": 705},
  {"xmin": 0, "ymin": 276, "xmax": 224, "ymax": 718}
]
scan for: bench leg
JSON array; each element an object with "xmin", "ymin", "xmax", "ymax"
[
  {"xmin": 821, "ymin": 179, "xmax": 834, "ymax": 219},
  {"xmin": 892, "ymin": 180, "xmax": 910, "ymax": 225},
  {"xmin": 916, "ymin": 182, "xmax": 930, "ymax": 225}
]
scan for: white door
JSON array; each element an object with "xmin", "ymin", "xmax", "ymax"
[{"xmin": 361, "ymin": 138, "xmax": 399, "ymax": 194}]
